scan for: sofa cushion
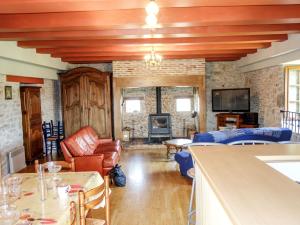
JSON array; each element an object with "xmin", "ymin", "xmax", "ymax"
[
  {"xmin": 102, "ymin": 152, "xmax": 119, "ymax": 168},
  {"xmin": 94, "ymin": 144, "xmax": 121, "ymax": 155},
  {"xmin": 64, "ymin": 126, "xmax": 99, "ymax": 156}
]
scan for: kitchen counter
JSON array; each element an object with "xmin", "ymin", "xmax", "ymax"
[{"xmin": 189, "ymin": 144, "xmax": 300, "ymax": 225}]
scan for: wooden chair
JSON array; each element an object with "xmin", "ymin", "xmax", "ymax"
[
  {"xmin": 34, "ymin": 159, "xmax": 75, "ymax": 173},
  {"xmin": 70, "ymin": 201, "xmax": 77, "ymax": 225},
  {"xmin": 42, "ymin": 121, "xmax": 59, "ymax": 156},
  {"xmin": 78, "ymin": 176, "xmax": 110, "ymax": 225}
]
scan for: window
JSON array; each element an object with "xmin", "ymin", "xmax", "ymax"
[
  {"xmin": 176, "ymin": 98, "xmax": 192, "ymax": 112},
  {"xmin": 286, "ymin": 66, "xmax": 300, "ymax": 112},
  {"xmin": 125, "ymin": 99, "xmax": 141, "ymax": 113}
]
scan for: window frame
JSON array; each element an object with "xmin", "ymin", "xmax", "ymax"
[
  {"xmin": 124, "ymin": 97, "xmax": 143, "ymax": 113},
  {"xmin": 175, "ymin": 96, "xmax": 193, "ymax": 112},
  {"xmin": 285, "ymin": 66, "xmax": 300, "ymax": 112}
]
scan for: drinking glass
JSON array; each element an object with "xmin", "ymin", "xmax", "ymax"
[
  {"xmin": 46, "ymin": 162, "xmax": 62, "ymax": 182},
  {"xmin": 0, "ymin": 182, "xmax": 8, "ymax": 207},
  {"xmin": 5, "ymin": 176, "xmax": 22, "ymax": 202},
  {"xmin": 0, "ymin": 204, "xmax": 20, "ymax": 225}
]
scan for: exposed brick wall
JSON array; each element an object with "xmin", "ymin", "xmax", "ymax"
[
  {"xmin": 244, "ymin": 65, "xmax": 284, "ymax": 127},
  {"xmin": 206, "ymin": 62, "xmax": 246, "ymax": 131},
  {"xmin": 113, "ymin": 59, "xmax": 205, "ymax": 77},
  {"xmin": 0, "ymin": 81, "xmax": 23, "ymax": 174},
  {"xmin": 0, "ymin": 78, "xmax": 61, "ymax": 174},
  {"xmin": 122, "ymin": 87, "xmax": 196, "ymax": 138},
  {"xmin": 41, "ymin": 79, "xmax": 61, "ymax": 122}
]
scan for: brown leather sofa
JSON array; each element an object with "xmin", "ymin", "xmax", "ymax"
[{"xmin": 60, "ymin": 126, "xmax": 121, "ymax": 176}]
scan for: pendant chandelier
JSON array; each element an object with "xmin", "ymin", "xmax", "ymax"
[
  {"xmin": 144, "ymin": 46, "xmax": 163, "ymax": 69},
  {"xmin": 144, "ymin": 0, "xmax": 163, "ymax": 69}
]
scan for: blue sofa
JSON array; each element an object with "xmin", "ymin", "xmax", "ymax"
[{"xmin": 175, "ymin": 127, "xmax": 292, "ymax": 176}]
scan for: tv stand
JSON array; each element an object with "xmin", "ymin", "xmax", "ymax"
[{"xmin": 216, "ymin": 113, "xmax": 258, "ymax": 130}]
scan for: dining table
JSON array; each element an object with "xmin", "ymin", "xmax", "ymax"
[{"xmin": 12, "ymin": 171, "xmax": 103, "ymax": 225}]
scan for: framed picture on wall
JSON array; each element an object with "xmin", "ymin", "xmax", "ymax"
[{"xmin": 5, "ymin": 86, "xmax": 12, "ymax": 100}]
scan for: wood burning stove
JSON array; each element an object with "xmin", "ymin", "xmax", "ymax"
[{"xmin": 148, "ymin": 87, "xmax": 172, "ymax": 142}]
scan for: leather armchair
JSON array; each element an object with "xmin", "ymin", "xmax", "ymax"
[{"xmin": 60, "ymin": 126, "xmax": 121, "ymax": 176}]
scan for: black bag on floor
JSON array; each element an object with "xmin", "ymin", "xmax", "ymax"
[{"xmin": 110, "ymin": 164, "xmax": 126, "ymax": 187}]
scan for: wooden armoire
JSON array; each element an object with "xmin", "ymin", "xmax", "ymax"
[
  {"xmin": 20, "ymin": 87, "xmax": 44, "ymax": 162},
  {"xmin": 60, "ymin": 67, "xmax": 112, "ymax": 138}
]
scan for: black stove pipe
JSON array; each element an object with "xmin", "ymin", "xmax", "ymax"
[{"xmin": 156, "ymin": 87, "xmax": 162, "ymax": 114}]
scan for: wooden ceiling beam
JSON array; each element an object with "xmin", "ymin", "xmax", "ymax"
[
  {"xmin": 62, "ymin": 54, "xmax": 244, "ymax": 62},
  {"xmin": 17, "ymin": 35, "xmax": 287, "ymax": 48},
  {"xmin": 1, "ymin": 6, "xmax": 300, "ymax": 31},
  {"xmin": 50, "ymin": 49, "xmax": 257, "ymax": 58},
  {"xmin": 36, "ymin": 43, "xmax": 270, "ymax": 54},
  {"xmin": 0, "ymin": 24, "xmax": 299, "ymax": 41},
  {"xmin": 1, "ymin": 0, "xmax": 299, "ymax": 14},
  {"xmin": 51, "ymin": 50, "xmax": 256, "ymax": 58}
]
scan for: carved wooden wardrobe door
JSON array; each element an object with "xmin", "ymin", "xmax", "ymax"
[
  {"xmin": 85, "ymin": 73, "xmax": 111, "ymax": 138},
  {"xmin": 60, "ymin": 67, "xmax": 112, "ymax": 138},
  {"xmin": 61, "ymin": 75, "xmax": 83, "ymax": 137}
]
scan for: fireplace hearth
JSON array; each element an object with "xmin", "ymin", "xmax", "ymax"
[{"xmin": 148, "ymin": 87, "xmax": 172, "ymax": 142}]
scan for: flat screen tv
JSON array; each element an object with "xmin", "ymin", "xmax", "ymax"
[{"xmin": 212, "ymin": 88, "xmax": 250, "ymax": 112}]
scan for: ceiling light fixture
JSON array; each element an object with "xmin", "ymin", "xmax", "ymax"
[
  {"xmin": 146, "ymin": 0, "xmax": 159, "ymax": 15},
  {"xmin": 144, "ymin": 0, "xmax": 163, "ymax": 69},
  {"xmin": 144, "ymin": 46, "xmax": 163, "ymax": 70},
  {"xmin": 145, "ymin": 14, "xmax": 158, "ymax": 27}
]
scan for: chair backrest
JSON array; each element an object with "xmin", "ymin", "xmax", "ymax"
[
  {"xmin": 58, "ymin": 121, "xmax": 65, "ymax": 139},
  {"xmin": 228, "ymin": 140, "xmax": 277, "ymax": 145},
  {"xmin": 42, "ymin": 122, "xmax": 53, "ymax": 138},
  {"xmin": 70, "ymin": 201, "xmax": 77, "ymax": 225},
  {"xmin": 34, "ymin": 159, "xmax": 75, "ymax": 173},
  {"xmin": 78, "ymin": 176, "xmax": 110, "ymax": 225}
]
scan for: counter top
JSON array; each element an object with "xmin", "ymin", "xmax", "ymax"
[{"xmin": 189, "ymin": 144, "xmax": 300, "ymax": 225}]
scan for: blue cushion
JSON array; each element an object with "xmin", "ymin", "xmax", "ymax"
[{"xmin": 174, "ymin": 151, "xmax": 193, "ymax": 177}]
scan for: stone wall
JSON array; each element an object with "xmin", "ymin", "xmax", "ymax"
[
  {"xmin": 205, "ymin": 62, "xmax": 246, "ymax": 131},
  {"xmin": 113, "ymin": 59, "xmax": 205, "ymax": 77},
  {"xmin": 41, "ymin": 79, "xmax": 62, "ymax": 122},
  {"xmin": 122, "ymin": 87, "xmax": 196, "ymax": 138},
  {"xmin": 244, "ymin": 65, "xmax": 285, "ymax": 127},
  {"xmin": 0, "ymin": 81, "xmax": 24, "ymax": 174},
  {"xmin": 0, "ymin": 77, "xmax": 61, "ymax": 174}
]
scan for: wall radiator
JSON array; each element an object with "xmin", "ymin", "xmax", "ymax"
[{"xmin": 7, "ymin": 147, "xmax": 26, "ymax": 173}]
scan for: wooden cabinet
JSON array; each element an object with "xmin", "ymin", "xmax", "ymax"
[
  {"xmin": 20, "ymin": 87, "xmax": 43, "ymax": 162},
  {"xmin": 60, "ymin": 67, "xmax": 112, "ymax": 138},
  {"xmin": 216, "ymin": 113, "xmax": 258, "ymax": 130}
]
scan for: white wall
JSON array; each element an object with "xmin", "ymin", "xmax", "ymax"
[
  {"xmin": 0, "ymin": 41, "xmax": 68, "ymax": 80},
  {"xmin": 238, "ymin": 34, "xmax": 300, "ymax": 73}
]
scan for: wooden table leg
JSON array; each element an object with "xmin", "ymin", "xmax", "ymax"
[{"xmin": 166, "ymin": 145, "xmax": 171, "ymax": 159}]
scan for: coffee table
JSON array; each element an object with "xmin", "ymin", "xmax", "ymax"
[{"xmin": 164, "ymin": 138, "xmax": 192, "ymax": 159}]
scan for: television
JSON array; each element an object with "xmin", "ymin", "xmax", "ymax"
[{"xmin": 212, "ymin": 88, "xmax": 250, "ymax": 112}]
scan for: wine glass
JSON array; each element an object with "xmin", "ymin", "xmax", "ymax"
[
  {"xmin": 0, "ymin": 204, "xmax": 20, "ymax": 225},
  {"xmin": 46, "ymin": 162, "xmax": 62, "ymax": 182},
  {"xmin": 5, "ymin": 176, "xmax": 22, "ymax": 202}
]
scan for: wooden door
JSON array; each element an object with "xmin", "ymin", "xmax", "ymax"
[
  {"xmin": 20, "ymin": 87, "xmax": 43, "ymax": 162},
  {"xmin": 85, "ymin": 73, "xmax": 112, "ymax": 138},
  {"xmin": 61, "ymin": 75, "xmax": 82, "ymax": 137}
]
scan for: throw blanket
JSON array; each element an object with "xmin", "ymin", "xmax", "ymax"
[{"xmin": 193, "ymin": 127, "xmax": 292, "ymax": 144}]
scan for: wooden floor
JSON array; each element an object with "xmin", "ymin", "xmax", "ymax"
[
  {"xmin": 21, "ymin": 149, "xmax": 192, "ymax": 225},
  {"xmin": 108, "ymin": 149, "xmax": 191, "ymax": 225}
]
